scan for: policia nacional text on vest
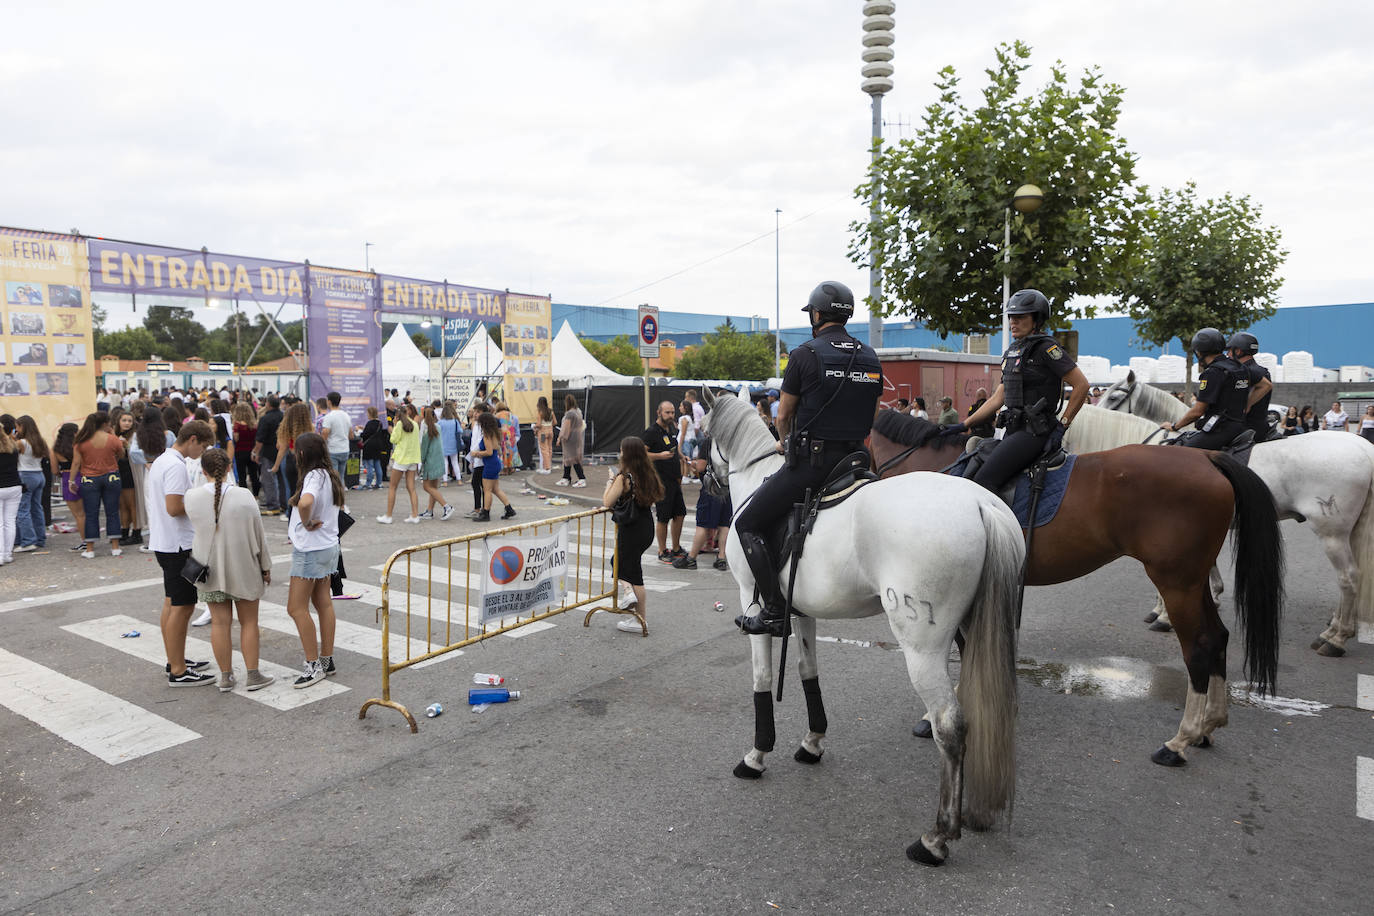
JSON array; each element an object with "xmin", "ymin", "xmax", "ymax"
[{"xmin": 734, "ymin": 280, "xmax": 883, "ymax": 637}]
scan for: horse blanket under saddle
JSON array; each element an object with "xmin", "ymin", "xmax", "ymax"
[{"xmin": 946, "ymin": 451, "xmax": 1077, "ymax": 529}]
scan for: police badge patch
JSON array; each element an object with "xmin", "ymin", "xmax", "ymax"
[
  {"xmin": 1047, "ymin": 346, "xmax": 1063, "ymax": 360},
  {"xmin": 1199, "ymin": 380, "xmax": 1208, "ymax": 390}
]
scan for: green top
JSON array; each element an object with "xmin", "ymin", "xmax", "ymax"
[
  {"xmin": 389, "ymin": 421, "xmax": 422, "ymax": 465},
  {"xmin": 420, "ymin": 428, "xmax": 445, "ymax": 479}
]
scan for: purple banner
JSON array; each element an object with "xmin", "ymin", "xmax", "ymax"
[
  {"xmin": 378, "ymin": 273, "xmax": 505, "ymax": 322},
  {"xmin": 307, "ymin": 266, "xmax": 381, "ymax": 424},
  {"xmin": 88, "ymin": 239, "xmax": 306, "ymax": 303}
]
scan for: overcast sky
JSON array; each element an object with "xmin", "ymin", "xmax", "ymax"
[{"xmin": 3, "ymin": 1, "xmax": 1369, "ymax": 336}]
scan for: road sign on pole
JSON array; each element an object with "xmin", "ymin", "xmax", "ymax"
[{"xmin": 638, "ymin": 305, "xmax": 660, "ymax": 359}]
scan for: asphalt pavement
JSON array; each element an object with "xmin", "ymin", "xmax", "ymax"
[{"xmin": 1, "ymin": 468, "xmax": 1372, "ymax": 915}]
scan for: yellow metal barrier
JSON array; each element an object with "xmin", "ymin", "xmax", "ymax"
[{"xmin": 358, "ymin": 506, "xmax": 641, "ymax": 731}]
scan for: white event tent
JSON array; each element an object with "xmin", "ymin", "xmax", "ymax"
[
  {"xmin": 380, "ymin": 324, "xmax": 433, "ymax": 401},
  {"xmin": 551, "ymin": 321, "xmax": 636, "ymax": 384}
]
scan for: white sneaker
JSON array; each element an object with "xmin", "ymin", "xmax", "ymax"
[
  {"xmin": 618, "ymin": 588, "xmax": 638, "ymax": 609},
  {"xmin": 572, "ymin": 479, "xmax": 587, "ymax": 488},
  {"xmin": 403, "ymin": 516, "xmax": 421, "ymax": 524},
  {"xmin": 555, "ymin": 478, "xmax": 569, "ymax": 487},
  {"xmin": 111, "ymin": 548, "xmax": 123, "ymax": 557},
  {"xmin": 80, "ymin": 550, "xmax": 95, "ymax": 559},
  {"xmin": 681, "ymin": 476, "xmax": 693, "ymax": 485},
  {"xmin": 441, "ymin": 504, "xmax": 455, "ymax": 521},
  {"xmin": 617, "ymin": 617, "xmax": 644, "ymax": 633},
  {"xmin": 376, "ymin": 515, "xmax": 393, "ymax": 524},
  {"xmin": 191, "ymin": 606, "xmax": 212, "ymax": 627}
]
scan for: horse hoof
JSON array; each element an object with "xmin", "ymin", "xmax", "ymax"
[
  {"xmin": 1192, "ymin": 735, "xmax": 1213, "ymax": 749},
  {"xmin": 911, "ymin": 720, "xmax": 933, "ymax": 740},
  {"xmin": 733, "ymin": 760, "xmax": 764, "ymax": 780},
  {"xmin": 1143, "ymin": 611, "xmax": 1160, "ymax": 624},
  {"xmin": 1151, "ymin": 746, "xmax": 1187, "ymax": 767},
  {"xmin": 1148, "ymin": 619, "xmax": 1174, "ymax": 633},
  {"xmin": 905, "ymin": 837, "xmax": 946, "ymax": 867},
  {"xmin": 1310, "ymin": 637, "xmax": 1327, "ymax": 651},
  {"xmin": 794, "ymin": 746, "xmax": 823, "ymax": 765},
  {"xmin": 1316, "ymin": 640, "xmax": 1346, "ymax": 658}
]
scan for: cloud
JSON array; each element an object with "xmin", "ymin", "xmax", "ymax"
[{"xmin": 1, "ymin": 0, "xmax": 1368, "ymax": 336}]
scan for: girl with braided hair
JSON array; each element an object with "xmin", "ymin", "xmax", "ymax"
[{"xmin": 185, "ymin": 447, "xmax": 275, "ymax": 692}]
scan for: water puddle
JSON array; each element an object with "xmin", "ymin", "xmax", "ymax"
[
  {"xmin": 1017, "ymin": 656, "xmax": 1330, "ymax": 717},
  {"xmin": 1018, "ymin": 656, "xmax": 1187, "ymax": 701}
]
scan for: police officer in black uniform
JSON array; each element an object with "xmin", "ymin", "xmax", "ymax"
[
  {"xmin": 734, "ymin": 280, "xmax": 883, "ymax": 637},
  {"xmin": 1226, "ymin": 331, "xmax": 1275, "ymax": 440},
  {"xmin": 952, "ymin": 289, "xmax": 1089, "ymax": 492},
  {"xmin": 1162, "ymin": 328, "xmax": 1250, "ymax": 447}
]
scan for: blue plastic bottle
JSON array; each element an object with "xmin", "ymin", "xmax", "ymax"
[{"xmin": 468, "ymin": 687, "xmax": 521, "ymax": 704}]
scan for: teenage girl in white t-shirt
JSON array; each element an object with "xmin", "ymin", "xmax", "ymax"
[{"xmin": 285, "ymin": 432, "xmax": 342, "ymax": 689}]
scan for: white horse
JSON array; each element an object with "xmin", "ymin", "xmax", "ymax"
[
  {"xmin": 700, "ymin": 387, "xmax": 1024, "ymax": 867},
  {"xmin": 1084, "ymin": 376, "xmax": 1374, "ymax": 654}
]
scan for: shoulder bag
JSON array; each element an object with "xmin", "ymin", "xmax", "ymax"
[{"xmin": 610, "ymin": 472, "xmax": 639, "ymax": 525}]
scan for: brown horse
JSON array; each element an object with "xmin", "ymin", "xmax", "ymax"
[{"xmin": 868, "ymin": 409, "xmax": 1285, "ymax": 767}]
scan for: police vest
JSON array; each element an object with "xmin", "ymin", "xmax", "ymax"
[
  {"xmin": 1244, "ymin": 362, "xmax": 1272, "ymax": 434},
  {"xmin": 793, "ymin": 333, "xmax": 883, "ymax": 441},
  {"xmin": 1001, "ymin": 334, "xmax": 1062, "ymax": 410},
  {"xmin": 1202, "ymin": 356, "xmax": 1250, "ymax": 422}
]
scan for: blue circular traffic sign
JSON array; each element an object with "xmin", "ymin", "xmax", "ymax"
[
  {"xmin": 489, "ymin": 545, "xmax": 524, "ymax": 585},
  {"xmin": 639, "ymin": 314, "xmax": 658, "ymax": 345}
]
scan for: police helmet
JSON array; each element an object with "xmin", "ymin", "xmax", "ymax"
[
  {"xmin": 1226, "ymin": 331, "xmax": 1259, "ymax": 356},
  {"xmin": 1005, "ymin": 288, "xmax": 1051, "ymax": 326},
  {"xmin": 802, "ymin": 281, "xmax": 855, "ymax": 321},
  {"xmin": 1191, "ymin": 328, "xmax": 1227, "ymax": 356}
]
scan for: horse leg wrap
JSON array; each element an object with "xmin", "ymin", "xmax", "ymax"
[
  {"xmin": 906, "ymin": 834, "xmax": 948, "ymax": 867},
  {"xmin": 753, "ymin": 690, "xmax": 776, "ymax": 753},
  {"xmin": 801, "ymin": 676, "xmax": 827, "ymax": 736}
]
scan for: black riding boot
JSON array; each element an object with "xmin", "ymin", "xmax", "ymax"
[{"xmin": 734, "ymin": 531, "xmax": 788, "ymax": 637}]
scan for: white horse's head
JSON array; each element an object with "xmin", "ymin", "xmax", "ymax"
[
  {"xmin": 1100, "ymin": 371, "xmax": 1137, "ymax": 412},
  {"xmin": 700, "ymin": 386, "xmax": 778, "ymax": 492}
]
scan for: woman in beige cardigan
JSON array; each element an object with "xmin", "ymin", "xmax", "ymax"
[{"xmin": 185, "ymin": 449, "xmax": 275, "ymax": 692}]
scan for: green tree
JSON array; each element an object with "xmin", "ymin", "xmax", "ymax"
[
  {"xmin": 240, "ymin": 315, "xmax": 303, "ymax": 365},
  {"xmin": 672, "ymin": 325, "xmax": 774, "ymax": 380},
  {"xmin": 141, "ymin": 305, "xmax": 206, "ymax": 360},
  {"xmin": 97, "ymin": 326, "xmax": 160, "ymax": 360},
  {"xmin": 1119, "ymin": 182, "xmax": 1286, "ymax": 388},
  {"xmin": 850, "ymin": 41, "xmax": 1146, "ymax": 337},
  {"xmin": 583, "ymin": 334, "xmax": 644, "ymax": 376},
  {"xmin": 90, "ymin": 301, "xmax": 109, "ymax": 356},
  {"xmin": 411, "ymin": 331, "xmax": 436, "ymax": 357}
]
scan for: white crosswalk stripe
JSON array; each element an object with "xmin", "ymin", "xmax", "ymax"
[
  {"xmin": 256, "ymin": 602, "xmax": 460, "ymax": 669},
  {"xmin": 0, "ymin": 647, "xmax": 200, "ymax": 764},
  {"xmin": 62, "ymin": 615, "xmax": 350, "ymax": 710}
]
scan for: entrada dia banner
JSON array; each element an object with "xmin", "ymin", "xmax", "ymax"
[{"xmin": 88, "ymin": 239, "xmax": 307, "ymax": 303}]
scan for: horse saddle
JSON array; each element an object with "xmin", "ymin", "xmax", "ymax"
[
  {"xmin": 946, "ymin": 439, "xmax": 1075, "ymax": 529},
  {"xmin": 766, "ymin": 451, "xmax": 879, "ymax": 574},
  {"xmin": 1169, "ymin": 427, "xmax": 1256, "ymax": 465}
]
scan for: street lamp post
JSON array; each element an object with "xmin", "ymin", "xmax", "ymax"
[
  {"xmin": 365, "ymin": 242, "xmax": 373, "ymax": 272},
  {"xmin": 774, "ymin": 208, "xmax": 781, "ymax": 377},
  {"xmin": 1001, "ymin": 184, "xmax": 1045, "ymax": 353},
  {"xmin": 862, "ymin": 1, "xmax": 894, "ymax": 350}
]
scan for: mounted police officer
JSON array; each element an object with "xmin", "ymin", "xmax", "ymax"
[
  {"xmin": 953, "ymin": 289, "xmax": 1089, "ymax": 492},
  {"xmin": 734, "ymin": 280, "xmax": 883, "ymax": 637},
  {"xmin": 1162, "ymin": 327, "xmax": 1250, "ymax": 447},
  {"xmin": 1226, "ymin": 331, "xmax": 1276, "ymax": 440}
]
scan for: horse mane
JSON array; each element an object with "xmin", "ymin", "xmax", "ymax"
[
  {"xmin": 872, "ymin": 408, "xmax": 947, "ymax": 449},
  {"xmin": 1064, "ymin": 404, "xmax": 1163, "ymax": 453},
  {"xmin": 702, "ymin": 391, "xmax": 778, "ymax": 461}
]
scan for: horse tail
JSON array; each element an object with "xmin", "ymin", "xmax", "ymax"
[
  {"xmin": 1208, "ymin": 451, "xmax": 1285, "ymax": 696},
  {"xmin": 1351, "ymin": 439, "xmax": 1374, "ymax": 628},
  {"xmin": 959, "ymin": 500, "xmax": 1022, "ymax": 827}
]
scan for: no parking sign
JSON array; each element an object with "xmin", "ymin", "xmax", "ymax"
[
  {"xmin": 638, "ymin": 304, "xmax": 660, "ymax": 359},
  {"xmin": 478, "ymin": 526, "xmax": 569, "ymax": 624}
]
